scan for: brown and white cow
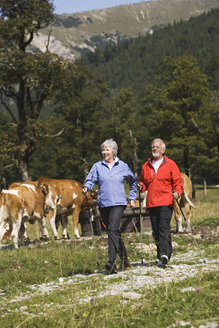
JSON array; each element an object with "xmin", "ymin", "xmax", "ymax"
[
  {"xmin": 37, "ymin": 177, "xmax": 97, "ymax": 239},
  {"xmin": 0, "ymin": 183, "xmax": 49, "ymax": 248},
  {"xmin": 173, "ymin": 173, "xmax": 197, "ymax": 233},
  {"xmin": 8, "ymin": 182, "xmax": 49, "ymax": 241}
]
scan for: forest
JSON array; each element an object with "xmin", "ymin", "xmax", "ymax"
[
  {"xmin": 0, "ymin": 1, "xmax": 218, "ymax": 187},
  {"xmin": 79, "ymin": 8, "xmax": 219, "ymax": 92}
]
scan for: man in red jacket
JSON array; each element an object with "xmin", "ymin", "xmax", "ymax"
[{"xmin": 138, "ymin": 138, "xmax": 183, "ymax": 267}]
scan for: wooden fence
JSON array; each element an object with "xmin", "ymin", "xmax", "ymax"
[{"xmin": 79, "ymin": 206, "xmax": 151, "ymax": 237}]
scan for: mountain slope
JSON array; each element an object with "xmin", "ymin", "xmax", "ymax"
[
  {"xmin": 31, "ymin": 0, "xmax": 219, "ymax": 60},
  {"xmin": 80, "ymin": 8, "xmax": 219, "ymax": 92}
]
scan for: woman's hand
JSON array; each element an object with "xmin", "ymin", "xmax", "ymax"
[
  {"xmin": 82, "ymin": 186, "xmax": 88, "ymax": 195},
  {"xmin": 129, "ymin": 199, "xmax": 136, "ymax": 208}
]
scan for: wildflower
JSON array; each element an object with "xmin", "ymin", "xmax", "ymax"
[{"xmin": 83, "ymin": 313, "xmax": 87, "ymax": 317}]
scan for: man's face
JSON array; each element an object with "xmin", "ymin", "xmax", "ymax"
[{"xmin": 152, "ymin": 140, "xmax": 165, "ymax": 160}]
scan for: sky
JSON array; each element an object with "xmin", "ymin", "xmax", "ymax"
[{"xmin": 53, "ymin": 0, "xmax": 153, "ymax": 15}]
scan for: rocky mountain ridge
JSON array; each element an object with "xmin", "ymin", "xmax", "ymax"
[{"xmin": 31, "ymin": 0, "xmax": 219, "ymax": 60}]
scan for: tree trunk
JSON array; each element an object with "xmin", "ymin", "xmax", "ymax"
[
  {"xmin": 129, "ymin": 129, "xmax": 138, "ymax": 177},
  {"xmin": 191, "ymin": 174, "xmax": 196, "ymax": 199},
  {"xmin": 133, "ymin": 138, "xmax": 138, "ymax": 177},
  {"xmin": 18, "ymin": 157, "xmax": 32, "ymax": 182},
  {"xmin": 183, "ymin": 149, "xmax": 190, "ymax": 177},
  {"xmin": 17, "ymin": 132, "xmax": 32, "ymax": 181},
  {"xmin": 192, "ymin": 183, "xmax": 196, "ymax": 199},
  {"xmin": 83, "ymin": 157, "xmax": 89, "ymax": 180},
  {"xmin": 203, "ymin": 177, "xmax": 207, "ymax": 196},
  {"xmin": 217, "ymin": 143, "xmax": 219, "ymax": 182}
]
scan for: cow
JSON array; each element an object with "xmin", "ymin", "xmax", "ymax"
[
  {"xmin": 7, "ymin": 181, "xmax": 50, "ymax": 241},
  {"xmin": 37, "ymin": 177, "xmax": 97, "ymax": 239},
  {"xmin": 173, "ymin": 173, "xmax": 197, "ymax": 233},
  {"xmin": 0, "ymin": 183, "xmax": 49, "ymax": 249}
]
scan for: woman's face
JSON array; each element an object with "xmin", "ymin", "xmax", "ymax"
[{"xmin": 102, "ymin": 146, "xmax": 114, "ymax": 163}]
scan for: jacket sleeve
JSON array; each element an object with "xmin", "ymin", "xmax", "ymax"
[
  {"xmin": 138, "ymin": 164, "xmax": 147, "ymax": 193},
  {"xmin": 171, "ymin": 162, "xmax": 183, "ymax": 194},
  {"xmin": 84, "ymin": 163, "xmax": 98, "ymax": 191},
  {"xmin": 126, "ymin": 166, "xmax": 137, "ymax": 201}
]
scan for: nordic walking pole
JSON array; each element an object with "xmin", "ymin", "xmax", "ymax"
[
  {"xmin": 138, "ymin": 190, "xmax": 145, "ymax": 265},
  {"xmin": 139, "ymin": 192, "xmax": 157, "ymax": 263},
  {"xmin": 83, "ymin": 191, "xmax": 100, "ymax": 270},
  {"xmin": 175, "ymin": 198, "xmax": 206, "ymax": 264},
  {"xmin": 88, "ymin": 208, "xmax": 100, "ymax": 268}
]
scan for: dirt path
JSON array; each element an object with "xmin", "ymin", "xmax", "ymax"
[{"xmin": 0, "ymin": 247, "xmax": 218, "ymax": 309}]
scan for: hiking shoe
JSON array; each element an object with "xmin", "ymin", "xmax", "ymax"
[
  {"xmin": 157, "ymin": 260, "xmax": 163, "ymax": 267},
  {"xmin": 157, "ymin": 259, "xmax": 167, "ymax": 269},
  {"xmin": 118, "ymin": 263, "xmax": 131, "ymax": 272},
  {"xmin": 161, "ymin": 255, "xmax": 168, "ymax": 265},
  {"xmin": 105, "ymin": 262, "xmax": 118, "ymax": 274},
  {"xmin": 118, "ymin": 258, "xmax": 131, "ymax": 272}
]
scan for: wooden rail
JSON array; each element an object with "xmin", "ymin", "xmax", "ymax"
[{"xmin": 79, "ymin": 206, "xmax": 151, "ymax": 236}]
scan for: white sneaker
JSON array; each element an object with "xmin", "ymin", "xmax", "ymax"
[{"xmin": 161, "ymin": 255, "xmax": 168, "ymax": 265}]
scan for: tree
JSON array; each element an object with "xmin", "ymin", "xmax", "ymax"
[
  {"xmin": 37, "ymin": 83, "xmax": 137, "ymax": 182},
  {"xmin": 40, "ymin": 66, "xmax": 110, "ymax": 182},
  {"xmin": 141, "ymin": 55, "xmax": 210, "ymax": 178},
  {"xmin": 107, "ymin": 88, "xmax": 137, "ymax": 169},
  {"xmin": 191, "ymin": 91, "xmax": 219, "ymax": 183},
  {"xmin": 0, "ymin": 112, "xmax": 18, "ymax": 183},
  {"xmin": 0, "ymin": 0, "xmax": 67, "ymax": 181}
]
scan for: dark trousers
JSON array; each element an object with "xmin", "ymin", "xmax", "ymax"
[
  {"xmin": 149, "ymin": 206, "xmax": 173, "ymax": 260},
  {"xmin": 99, "ymin": 206, "xmax": 128, "ymax": 265}
]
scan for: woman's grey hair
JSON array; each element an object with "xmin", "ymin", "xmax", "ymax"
[
  {"xmin": 151, "ymin": 138, "xmax": 166, "ymax": 151},
  {"xmin": 101, "ymin": 139, "xmax": 118, "ymax": 158}
]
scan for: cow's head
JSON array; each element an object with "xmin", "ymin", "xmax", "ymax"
[
  {"xmin": 40, "ymin": 183, "xmax": 56, "ymax": 214},
  {"xmin": 91, "ymin": 190, "xmax": 98, "ymax": 200},
  {"xmin": 82, "ymin": 189, "xmax": 98, "ymax": 209},
  {"xmin": 41, "ymin": 184, "xmax": 49, "ymax": 196}
]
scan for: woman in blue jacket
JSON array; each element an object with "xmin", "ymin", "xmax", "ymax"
[{"xmin": 83, "ymin": 139, "xmax": 137, "ymax": 274}]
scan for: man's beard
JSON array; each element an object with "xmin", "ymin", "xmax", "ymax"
[{"xmin": 152, "ymin": 151, "xmax": 162, "ymax": 159}]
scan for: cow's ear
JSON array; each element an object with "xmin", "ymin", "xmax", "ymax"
[{"xmin": 41, "ymin": 184, "xmax": 49, "ymax": 195}]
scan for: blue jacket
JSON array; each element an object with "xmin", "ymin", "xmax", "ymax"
[{"xmin": 84, "ymin": 158, "xmax": 137, "ymax": 208}]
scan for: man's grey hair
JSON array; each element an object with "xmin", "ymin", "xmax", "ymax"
[
  {"xmin": 151, "ymin": 138, "xmax": 166, "ymax": 151},
  {"xmin": 101, "ymin": 139, "xmax": 118, "ymax": 158}
]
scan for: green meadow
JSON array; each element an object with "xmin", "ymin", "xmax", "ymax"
[{"xmin": 0, "ymin": 187, "xmax": 218, "ymax": 328}]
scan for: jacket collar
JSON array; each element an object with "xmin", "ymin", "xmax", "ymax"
[
  {"xmin": 149, "ymin": 155, "xmax": 167, "ymax": 164},
  {"xmin": 102, "ymin": 156, "xmax": 119, "ymax": 167}
]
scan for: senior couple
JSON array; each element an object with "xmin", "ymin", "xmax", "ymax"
[{"xmin": 83, "ymin": 138, "xmax": 183, "ymax": 274}]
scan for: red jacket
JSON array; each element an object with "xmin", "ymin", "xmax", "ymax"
[{"xmin": 139, "ymin": 155, "xmax": 183, "ymax": 208}]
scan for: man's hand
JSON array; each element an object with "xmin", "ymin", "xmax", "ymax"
[
  {"xmin": 137, "ymin": 183, "xmax": 143, "ymax": 191},
  {"xmin": 129, "ymin": 199, "xmax": 136, "ymax": 208},
  {"xmin": 172, "ymin": 192, "xmax": 181, "ymax": 200}
]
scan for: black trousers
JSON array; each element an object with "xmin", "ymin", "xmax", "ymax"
[
  {"xmin": 99, "ymin": 205, "xmax": 128, "ymax": 265},
  {"xmin": 149, "ymin": 206, "xmax": 173, "ymax": 260}
]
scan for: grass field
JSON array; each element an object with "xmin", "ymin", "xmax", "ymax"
[{"xmin": 0, "ymin": 187, "xmax": 218, "ymax": 327}]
